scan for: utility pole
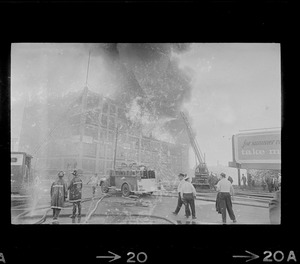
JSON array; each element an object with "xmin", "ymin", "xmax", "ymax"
[
  {"xmin": 79, "ymin": 51, "xmax": 91, "ymax": 170},
  {"xmin": 85, "ymin": 50, "xmax": 91, "ymax": 87},
  {"xmin": 113, "ymin": 124, "xmax": 119, "ymax": 170}
]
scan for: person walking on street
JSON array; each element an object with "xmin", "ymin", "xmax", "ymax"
[
  {"xmin": 241, "ymin": 174, "xmax": 247, "ymax": 190},
  {"xmin": 180, "ymin": 175, "xmax": 197, "ymax": 220},
  {"xmin": 215, "ymin": 174, "xmax": 222, "ymax": 214},
  {"xmin": 68, "ymin": 169, "xmax": 83, "ymax": 218},
  {"xmin": 172, "ymin": 173, "xmax": 185, "ymax": 215},
  {"xmin": 50, "ymin": 171, "xmax": 68, "ymax": 224},
  {"xmin": 215, "ymin": 172, "xmax": 236, "ymax": 224},
  {"xmin": 87, "ymin": 173, "xmax": 98, "ymax": 197}
]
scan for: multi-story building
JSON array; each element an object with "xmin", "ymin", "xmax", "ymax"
[{"xmin": 19, "ymin": 87, "xmax": 189, "ymax": 182}]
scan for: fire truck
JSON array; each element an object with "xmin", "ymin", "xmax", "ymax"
[
  {"xmin": 99, "ymin": 164, "xmax": 157, "ymax": 197},
  {"xmin": 180, "ymin": 112, "xmax": 210, "ymax": 191}
]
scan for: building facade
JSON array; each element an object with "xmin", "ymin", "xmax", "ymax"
[{"xmin": 19, "ymin": 87, "xmax": 189, "ymax": 182}]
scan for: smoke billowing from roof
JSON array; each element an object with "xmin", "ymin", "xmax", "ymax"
[
  {"xmin": 13, "ymin": 43, "xmax": 193, "ymax": 146},
  {"xmin": 86, "ymin": 43, "xmax": 193, "ymax": 143}
]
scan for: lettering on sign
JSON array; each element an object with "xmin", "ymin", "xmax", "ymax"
[{"xmin": 234, "ymin": 131, "xmax": 281, "ymax": 163}]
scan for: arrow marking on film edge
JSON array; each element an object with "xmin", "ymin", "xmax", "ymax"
[
  {"xmin": 96, "ymin": 251, "xmax": 121, "ymax": 262},
  {"xmin": 233, "ymin": 250, "xmax": 259, "ymax": 262}
]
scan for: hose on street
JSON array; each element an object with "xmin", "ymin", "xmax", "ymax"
[
  {"xmin": 83, "ymin": 194, "xmax": 110, "ymax": 224},
  {"xmin": 12, "ymin": 195, "xmax": 106, "ymax": 224}
]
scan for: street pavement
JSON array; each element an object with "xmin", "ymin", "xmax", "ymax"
[{"xmin": 11, "ymin": 185, "xmax": 272, "ymax": 225}]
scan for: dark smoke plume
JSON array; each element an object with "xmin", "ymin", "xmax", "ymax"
[{"xmin": 89, "ymin": 43, "xmax": 193, "ymax": 143}]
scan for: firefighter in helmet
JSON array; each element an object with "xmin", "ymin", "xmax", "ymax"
[
  {"xmin": 50, "ymin": 171, "xmax": 68, "ymax": 223},
  {"xmin": 68, "ymin": 169, "xmax": 83, "ymax": 218}
]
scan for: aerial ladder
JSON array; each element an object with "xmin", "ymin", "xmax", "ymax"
[{"xmin": 180, "ymin": 111, "xmax": 210, "ymax": 191}]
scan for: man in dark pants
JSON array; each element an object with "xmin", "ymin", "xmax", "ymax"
[
  {"xmin": 50, "ymin": 171, "xmax": 68, "ymax": 224},
  {"xmin": 172, "ymin": 173, "xmax": 185, "ymax": 215},
  {"xmin": 180, "ymin": 175, "xmax": 197, "ymax": 219},
  {"xmin": 216, "ymin": 172, "xmax": 236, "ymax": 224},
  {"xmin": 68, "ymin": 169, "xmax": 83, "ymax": 218}
]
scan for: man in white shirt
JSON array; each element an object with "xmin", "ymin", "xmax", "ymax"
[
  {"xmin": 180, "ymin": 175, "xmax": 197, "ymax": 219},
  {"xmin": 172, "ymin": 173, "xmax": 185, "ymax": 215},
  {"xmin": 215, "ymin": 172, "xmax": 236, "ymax": 224}
]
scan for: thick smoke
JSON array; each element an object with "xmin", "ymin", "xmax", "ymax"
[
  {"xmin": 87, "ymin": 43, "xmax": 193, "ymax": 143},
  {"xmin": 16, "ymin": 43, "xmax": 194, "ymax": 155}
]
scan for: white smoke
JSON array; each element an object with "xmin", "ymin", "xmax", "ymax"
[{"xmin": 126, "ymin": 97, "xmax": 176, "ymax": 143}]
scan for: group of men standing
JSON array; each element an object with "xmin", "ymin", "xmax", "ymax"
[
  {"xmin": 172, "ymin": 173, "xmax": 197, "ymax": 219},
  {"xmin": 241, "ymin": 173, "xmax": 280, "ymax": 192},
  {"xmin": 265, "ymin": 175, "xmax": 280, "ymax": 193},
  {"xmin": 50, "ymin": 169, "xmax": 83, "ymax": 224},
  {"xmin": 172, "ymin": 172, "xmax": 236, "ymax": 224}
]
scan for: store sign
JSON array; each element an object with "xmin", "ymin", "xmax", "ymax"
[{"xmin": 233, "ymin": 130, "xmax": 281, "ymax": 164}]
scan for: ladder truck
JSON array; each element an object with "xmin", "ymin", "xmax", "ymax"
[{"xmin": 180, "ymin": 111, "xmax": 210, "ymax": 191}]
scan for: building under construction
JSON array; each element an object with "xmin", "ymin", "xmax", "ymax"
[{"xmin": 18, "ymin": 87, "xmax": 189, "ymax": 183}]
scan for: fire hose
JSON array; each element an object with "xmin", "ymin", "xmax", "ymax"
[
  {"xmin": 12, "ymin": 195, "xmax": 106, "ymax": 224},
  {"xmin": 12, "ymin": 194, "xmax": 177, "ymax": 224}
]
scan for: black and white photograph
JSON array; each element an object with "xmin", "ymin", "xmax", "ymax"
[{"xmin": 10, "ymin": 43, "xmax": 281, "ymax": 226}]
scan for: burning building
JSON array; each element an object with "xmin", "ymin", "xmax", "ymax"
[
  {"xmin": 17, "ymin": 43, "xmax": 194, "ymax": 183},
  {"xmin": 19, "ymin": 87, "xmax": 189, "ymax": 183}
]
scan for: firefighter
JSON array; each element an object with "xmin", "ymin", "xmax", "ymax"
[
  {"xmin": 50, "ymin": 171, "xmax": 68, "ymax": 223},
  {"xmin": 68, "ymin": 169, "xmax": 83, "ymax": 218}
]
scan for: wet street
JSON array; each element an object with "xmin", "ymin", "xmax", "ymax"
[{"xmin": 11, "ymin": 185, "xmax": 272, "ymax": 225}]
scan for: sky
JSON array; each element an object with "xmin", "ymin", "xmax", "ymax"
[
  {"xmin": 176, "ymin": 43, "xmax": 281, "ymax": 167},
  {"xmin": 11, "ymin": 43, "xmax": 281, "ymax": 169}
]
